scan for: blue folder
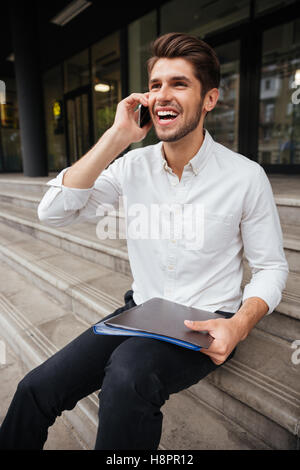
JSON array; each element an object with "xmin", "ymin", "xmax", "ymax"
[
  {"xmin": 92, "ymin": 297, "xmax": 228, "ymax": 351},
  {"xmin": 93, "ymin": 321, "xmax": 202, "ymax": 351}
]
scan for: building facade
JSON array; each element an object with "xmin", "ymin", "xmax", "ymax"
[{"xmin": 0, "ymin": 0, "xmax": 299, "ymax": 175}]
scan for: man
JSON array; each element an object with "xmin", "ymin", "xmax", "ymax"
[{"xmin": 0, "ymin": 32, "xmax": 288, "ymax": 450}]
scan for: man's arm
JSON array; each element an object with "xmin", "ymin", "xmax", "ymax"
[
  {"xmin": 37, "ymin": 93, "xmax": 152, "ymax": 225},
  {"xmin": 62, "ymin": 93, "xmax": 151, "ymax": 189},
  {"xmin": 185, "ymin": 165, "xmax": 289, "ymax": 364}
]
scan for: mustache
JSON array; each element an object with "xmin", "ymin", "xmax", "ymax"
[{"xmin": 152, "ymin": 103, "xmax": 182, "ymax": 114}]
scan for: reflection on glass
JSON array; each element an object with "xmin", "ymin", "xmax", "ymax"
[
  {"xmin": 205, "ymin": 41, "xmax": 240, "ymax": 151},
  {"xmin": 161, "ymin": 0, "xmax": 249, "ymax": 37},
  {"xmin": 128, "ymin": 10, "xmax": 158, "ymax": 148},
  {"xmin": 64, "ymin": 49, "xmax": 90, "ymax": 93},
  {"xmin": 0, "ymin": 77, "xmax": 22, "ymax": 171},
  {"xmin": 92, "ymin": 32, "xmax": 121, "ymax": 141},
  {"xmin": 66, "ymin": 93, "xmax": 90, "ymax": 164},
  {"xmin": 43, "ymin": 65, "xmax": 67, "ymax": 171},
  {"xmin": 259, "ymin": 19, "xmax": 300, "ymax": 165}
]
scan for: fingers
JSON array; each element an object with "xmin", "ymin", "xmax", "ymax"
[
  {"xmin": 124, "ymin": 93, "xmax": 149, "ymax": 108},
  {"xmin": 184, "ymin": 320, "xmax": 211, "ymax": 331}
]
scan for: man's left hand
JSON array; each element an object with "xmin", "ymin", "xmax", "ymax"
[{"xmin": 184, "ymin": 317, "xmax": 243, "ymax": 365}]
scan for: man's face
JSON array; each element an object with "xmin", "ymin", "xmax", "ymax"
[{"xmin": 148, "ymin": 57, "xmax": 204, "ymax": 142}]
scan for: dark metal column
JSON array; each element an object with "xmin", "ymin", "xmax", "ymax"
[{"xmin": 10, "ymin": 0, "xmax": 48, "ymax": 176}]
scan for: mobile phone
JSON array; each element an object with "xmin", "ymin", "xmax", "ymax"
[{"xmin": 138, "ymin": 104, "xmax": 151, "ymax": 128}]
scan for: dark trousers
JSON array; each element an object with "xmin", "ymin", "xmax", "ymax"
[{"xmin": 0, "ymin": 290, "xmax": 236, "ymax": 450}]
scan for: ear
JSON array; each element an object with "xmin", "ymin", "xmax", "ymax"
[{"xmin": 203, "ymin": 88, "xmax": 219, "ymax": 113}]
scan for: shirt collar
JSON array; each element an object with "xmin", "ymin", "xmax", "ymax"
[{"xmin": 158, "ymin": 128, "xmax": 213, "ymax": 176}]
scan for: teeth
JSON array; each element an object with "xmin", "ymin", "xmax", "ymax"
[{"xmin": 157, "ymin": 110, "xmax": 178, "ymax": 117}]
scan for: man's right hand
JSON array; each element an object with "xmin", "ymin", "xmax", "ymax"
[
  {"xmin": 62, "ymin": 93, "xmax": 152, "ymax": 189},
  {"xmin": 111, "ymin": 93, "xmax": 152, "ymax": 147}
]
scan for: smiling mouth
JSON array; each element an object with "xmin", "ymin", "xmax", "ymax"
[{"xmin": 155, "ymin": 110, "xmax": 179, "ymax": 125}]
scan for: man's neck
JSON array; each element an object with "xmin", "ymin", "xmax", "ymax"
[{"xmin": 162, "ymin": 127, "xmax": 205, "ymax": 181}]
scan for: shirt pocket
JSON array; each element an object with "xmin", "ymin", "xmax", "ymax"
[{"xmin": 184, "ymin": 211, "xmax": 234, "ymax": 253}]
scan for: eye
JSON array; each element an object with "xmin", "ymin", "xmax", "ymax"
[
  {"xmin": 174, "ymin": 82, "xmax": 187, "ymax": 87},
  {"xmin": 150, "ymin": 83, "xmax": 160, "ymax": 90}
]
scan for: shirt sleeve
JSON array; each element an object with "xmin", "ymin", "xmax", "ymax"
[
  {"xmin": 37, "ymin": 156, "xmax": 125, "ymax": 227},
  {"xmin": 240, "ymin": 165, "xmax": 289, "ymax": 315}
]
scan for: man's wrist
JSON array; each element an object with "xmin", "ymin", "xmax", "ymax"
[
  {"xmin": 230, "ymin": 297, "xmax": 269, "ymax": 341},
  {"xmin": 107, "ymin": 125, "xmax": 132, "ymax": 151}
]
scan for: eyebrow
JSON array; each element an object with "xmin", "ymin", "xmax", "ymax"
[{"xmin": 149, "ymin": 75, "xmax": 192, "ymax": 85}]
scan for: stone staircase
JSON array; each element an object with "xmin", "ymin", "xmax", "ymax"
[{"xmin": 0, "ymin": 172, "xmax": 299, "ymax": 450}]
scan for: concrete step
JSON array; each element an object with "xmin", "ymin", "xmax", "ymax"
[
  {"xmin": 0, "ymin": 222, "xmax": 133, "ymax": 325},
  {"xmin": 0, "ymin": 260, "xmax": 98, "ymax": 449},
  {"xmin": 275, "ymin": 197, "xmax": 300, "ymax": 227},
  {"xmin": 0, "ymin": 174, "xmax": 53, "ymax": 195},
  {"xmin": 0, "ymin": 190, "xmax": 41, "ymax": 210},
  {"xmin": 0, "ymin": 333, "xmax": 85, "ymax": 450},
  {"xmin": 0, "ymin": 222, "xmax": 299, "ymax": 449},
  {"xmin": 0, "ymin": 259, "xmax": 268, "ymax": 450},
  {"xmin": 0, "ymin": 201, "xmax": 130, "ymax": 277}
]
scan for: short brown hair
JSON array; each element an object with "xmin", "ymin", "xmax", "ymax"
[{"xmin": 147, "ymin": 32, "xmax": 220, "ymax": 98}]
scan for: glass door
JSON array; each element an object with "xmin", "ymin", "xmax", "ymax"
[
  {"xmin": 65, "ymin": 87, "xmax": 92, "ymax": 165},
  {"xmin": 258, "ymin": 19, "xmax": 300, "ymax": 165},
  {"xmin": 205, "ymin": 40, "xmax": 240, "ymax": 151}
]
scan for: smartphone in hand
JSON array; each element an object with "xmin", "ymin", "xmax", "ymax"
[{"xmin": 138, "ymin": 104, "xmax": 151, "ymax": 128}]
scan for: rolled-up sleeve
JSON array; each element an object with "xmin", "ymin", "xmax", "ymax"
[
  {"xmin": 241, "ymin": 165, "xmax": 289, "ymax": 315},
  {"xmin": 37, "ymin": 157, "xmax": 124, "ymax": 227}
]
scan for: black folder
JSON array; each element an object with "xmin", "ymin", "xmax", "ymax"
[{"xmin": 93, "ymin": 297, "xmax": 229, "ymax": 351}]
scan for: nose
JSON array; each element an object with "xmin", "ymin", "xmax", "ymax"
[{"xmin": 153, "ymin": 84, "xmax": 173, "ymax": 103}]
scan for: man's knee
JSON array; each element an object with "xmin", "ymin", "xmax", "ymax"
[
  {"xmin": 17, "ymin": 370, "xmax": 38, "ymax": 396},
  {"xmin": 100, "ymin": 344, "xmax": 168, "ymax": 406}
]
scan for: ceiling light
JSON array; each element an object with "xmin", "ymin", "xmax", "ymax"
[
  {"xmin": 94, "ymin": 83, "xmax": 110, "ymax": 93},
  {"xmin": 51, "ymin": 0, "xmax": 92, "ymax": 27},
  {"xmin": 6, "ymin": 53, "xmax": 14, "ymax": 62}
]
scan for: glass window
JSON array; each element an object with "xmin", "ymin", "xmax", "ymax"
[
  {"xmin": 92, "ymin": 32, "xmax": 121, "ymax": 141},
  {"xmin": 161, "ymin": 0, "xmax": 250, "ymax": 37},
  {"xmin": 255, "ymin": 0, "xmax": 298, "ymax": 16},
  {"xmin": 0, "ymin": 77, "xmax": 22, "ymax": 172},
  {"xmin": 128, "ymin": 10, "xmax": 158, "ymax": 148},
  {"xmin": 205, "ymin": 41, "xmax": 240, "ymax": 151},
  {"xmin": 64, "ymin": 49, "xmax": 90, "ymax": 93},
  {"xmin": 43, "ymin": 65, "xmax": 67, "ymax": 171},
  {"xmin": 258, "ymin": 19, "xmax": 300, "ymax": 165},
  {"xmin": 66, "ymin": 92, "xmax": 91, "ymax": 164}
]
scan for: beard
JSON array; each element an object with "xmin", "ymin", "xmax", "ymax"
[{"xmin": 153, "ymin": 99, "xmax": 203, "ymax": 143}]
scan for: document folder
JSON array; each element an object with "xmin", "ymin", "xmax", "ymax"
[{"xmin": 93, "ymin": 297, "xmax": 229, "ymax": 351}]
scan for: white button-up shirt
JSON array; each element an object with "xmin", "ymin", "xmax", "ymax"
[{"xmin": 38, "ymin": 129, "xmax": 289, "ymax": 315}]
